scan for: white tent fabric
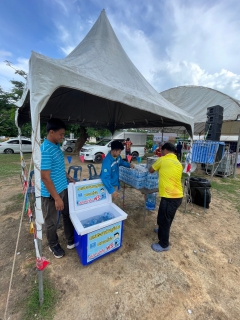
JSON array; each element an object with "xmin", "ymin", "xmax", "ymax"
[
  {"xmin": 15, "ymin": 10, "xmax": 194, "ymax": 236},
  {"xmin": 16, "ymin": 10, "xmax": 193, "ymax": 134},
  {"xmin": 160, "ymin": 85, "xmax": 240, "ymax": 135}
]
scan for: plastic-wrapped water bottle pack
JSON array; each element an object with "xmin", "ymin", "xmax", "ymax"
[
  {"xmin": 119, "ymin": 166, "xmax": 146, "ymax": 189},
  {"xmin": 145, "ymin": 172, "xmax": 158, "ymax": 189},
  {"xmin": 146, "ymin": 192, "xmax": 157, "ymax": 210},
  {"xmin": 119, "ymin": 165, "xmax": 158, "ymax": 189},
  {"xmin": 81, "ymin": 212, "xmax": 115, "ymax": 228}
]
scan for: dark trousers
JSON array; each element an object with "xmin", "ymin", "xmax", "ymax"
[
  {"xmin": 177, "ymin": 152, "xmax": 182, "ymax": 161},
  {"xmin": 157, "ymin": 197, "xmax": 182, "ymax": 248},
  {"xmin": 42, "ymin": 189, "xmax": 74, "ymax": 247}
]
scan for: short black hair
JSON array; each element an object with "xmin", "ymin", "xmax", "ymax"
[
  {"xmin": 126, "ymin": 138, "xmax": 130, "ymax": 141},
  {"xmin": 46, "ymin": 118, "xmax": 66, "ymax": 132},
  {"xmin": 161, "ymin": 142, "xmax": 176, "ymax": 153},
  {"xmin": 111, "ymin": 140, "xmax": 124, "ymax": 151}
]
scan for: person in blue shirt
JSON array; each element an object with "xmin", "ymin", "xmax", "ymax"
[
  {"xmin": 41, "ymin": 118, "xmax": 75, "ymax": 259},
  {"xmin": 100, "ymin": 140, "xmax": 134, "ymax": 198}
]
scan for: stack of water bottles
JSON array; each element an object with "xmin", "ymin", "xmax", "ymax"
[
  {"xmin": 81, "ymin": 212, "xmax": 115, "ymax": 228},
  {"xmin": 119, "ymin": 164, "xmax": 158, "ymax": 190},
  {"xmin": 145, "ymin": 171, "xmax": 158, "ymax": 189},
  {"xmin": 119, "ymin": 165, "xmax": 147, "ymax": 189}
]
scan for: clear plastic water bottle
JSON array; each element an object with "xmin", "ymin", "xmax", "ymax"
[{"xmin": 145, "ymin": 193, "xmax": 156, "ymax": 210}]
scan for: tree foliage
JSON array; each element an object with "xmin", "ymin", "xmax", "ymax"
[
  {"xmin": 0, "ymin": 82, "xmax": 24, "ymax": 137},
  {"xmin": 68, "ymin": 126, "xmax": 111, "ymax": 152}
]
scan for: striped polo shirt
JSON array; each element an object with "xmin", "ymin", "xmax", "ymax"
[{"xmin": 41, "ymin": 139, "xmax": 67, "ymax": 197}]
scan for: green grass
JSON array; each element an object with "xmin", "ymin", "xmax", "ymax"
[
  {"xmin": 211, "ymin": 178, "xmax": 240, "ymax": 212},
  {"xmin": 210, "ymin": 177, "xmax": 240, "ymax": 196},
  {"xmin": 2, "ymin": 193, "xmax": 24, "ymax": 214},
  {"xmin": 22, "ymin": 277, "xmax": 58, "ymax": 320},
  {"xmin": 0, "ymin": 153, "xmax": 32, "ymax": 178},
  {"xmin": 192, "ymin": 174, "xmax": 240, "ymax": 212}
]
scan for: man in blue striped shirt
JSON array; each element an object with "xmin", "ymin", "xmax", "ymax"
[{"xmin": 41, "ymin": 118, "xmax": 75, "ymax": 258}]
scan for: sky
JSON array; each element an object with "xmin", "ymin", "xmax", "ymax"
[{"xmin": 1, "ymin": 0, "xmax": 240, "ymax": 99}]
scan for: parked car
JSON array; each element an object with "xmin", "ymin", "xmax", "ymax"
[
  {"xmin": 80, "ymin": 139, "xmax": 146, "ymax": 164},
  {"xmin": 0, "ymin": 138, "xmax": 32, "ymax": 154},
  {"xmin": 62, "ymin": 139, "xmax": 77, "ymax": 152}
]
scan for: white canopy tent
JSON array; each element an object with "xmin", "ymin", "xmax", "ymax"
[
  {"xmin": 160, "ymin": 85, "xmax": 240, "ymax": 135},
  {"xmin": 15, "ymin": 10, "xmax": 194, "ymax": 239}
]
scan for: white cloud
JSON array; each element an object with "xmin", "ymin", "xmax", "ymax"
[
  {"xmin": 0, "ymin": 50, "xmax": 12, "ymax": 58},
  {"xmin": 108, "ymin": 0, "xmax": 240, "ymax": 99},
  {"xmin": 60, "ymin": 46, "xmax": 75, "ymax": 55},
  {"xmin": 164, "ymin": 0, "xmax": 240, "ymax": 74},
  {"xmin": 53, "ymin": 20, "xmax": 90, "ymax": 56},
  {"xmin": 53, "ymin": 0, "xmax": 69, "ymax": 16},
  {"xmin": 152, "ymin": 61, "xmax": 240, "ymax": 99}
]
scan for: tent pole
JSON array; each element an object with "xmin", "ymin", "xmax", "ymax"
[
  {"xmin": 37, "ymin": 236, "xmax": 44, "ymax": 306},
  {"xmin": 32, "ymin": 114, "xmax": 44, "ymax": 305},
  {"xmin": 233, "ymin": 128, "xmax": 240, "ymax": 178}
]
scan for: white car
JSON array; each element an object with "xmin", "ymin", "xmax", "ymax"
[
  {"xmin": 62, "ymin": 139, "xmax": 77, "ymax": 152},
  {"xmin": 0, "ymin": 138, "xmax": 32, "ymax": 154},
  {"xmin": 80, "ymin": 138, "xmax": 146, "ymax": 163}
]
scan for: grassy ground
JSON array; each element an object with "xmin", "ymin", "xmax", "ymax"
[
  {"xmin": 211, "ymin": 177, "xmax": 240, "ymax": 212},
  {"xmin": 2, "ymin": 193, "xmax": 24, "ymax": 215},
  {"xmin": 0, "ymin": 153, "xmax": 32, "ymax": 178},
  {"xmin": 22, "ymin": 275, "xmax": 58, "ymax": 320}
]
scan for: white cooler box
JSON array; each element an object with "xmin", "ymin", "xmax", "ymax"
[{"xmin": 68, "ymin": 179, "xmax": 128, "ymax": 265}]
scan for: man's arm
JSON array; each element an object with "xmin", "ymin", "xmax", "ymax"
[
  {"xmin": 41, "ymin": 170, "xmax": 64, "ymax": 211},
  {"xmin": 149, "ymin": 166, "xmax": 155, "ymax": 173},
  {"xmin": 119, "ymin": 157, "xmax": 135, "ymax": 169}
]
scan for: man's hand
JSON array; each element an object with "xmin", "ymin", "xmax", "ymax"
[
  {"xmin": 112, "ymin": 191, "xmax": 119, "ymax": 198},
  {"xmin": 66, "ymin": 172, "xmax": 76, "ymax": 184},
  {"xmin": 149, "ymin": 166, "xmax": 155, "ymax": 173},
  {"xmin": 68, "ymin": 176, "xmax": 75, "ymax": 183},
  {"xmin": 130, "ymin": 163, "xmax": 135, "ymax": 169},
  {"xmin": 55, "ymin": 196, "xmax": 64, "ymax": 211}
]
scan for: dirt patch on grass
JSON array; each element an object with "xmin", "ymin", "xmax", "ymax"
[{"xmin": 1, "ymin": 155, "xmax": 240, "ymax": 320}]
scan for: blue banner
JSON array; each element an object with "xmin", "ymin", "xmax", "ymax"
[
  {"xmin": 75, "ymin": 182, "xmax": 107, "ymax": 207},
  {"xmin": 87, "ymin": 222, "xmax": 122, "ymax": 262}
]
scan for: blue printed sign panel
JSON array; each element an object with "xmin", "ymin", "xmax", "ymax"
[
  {"xmin": 87, "ymin": 222, "xmax": 122, "ymax": 262},
  {"xmin": 75, "ymin": 182, "xmax": 107, "ymax": 207}
]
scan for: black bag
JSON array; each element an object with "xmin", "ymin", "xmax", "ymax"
[{"xmin": 189, "ymin": 177, "xmax": 211, "ymax": 208}]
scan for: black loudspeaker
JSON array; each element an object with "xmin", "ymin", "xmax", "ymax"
[{"xmin": 205, "ymin": 105, "xmax": 224, "ymax": 141}]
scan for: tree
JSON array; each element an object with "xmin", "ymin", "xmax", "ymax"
[
  {"xmin": 0, "ymin": 83, "xmax": 22, "ymax": 137},
  {"xmin": 4, "ymin": 60, "xmax": 27, "ymax": 80},
  {"xmin": 73, "ymin": 127, "xmax": 111, "ymax": 152},
  {"xmin": 74, "ymin": 127, "xmax": 88, "ymax": 152}
]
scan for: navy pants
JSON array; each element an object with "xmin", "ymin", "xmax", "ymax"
[{"xmin": 157, "ymin": 197, "xmax": 182, "ymax": 248}]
